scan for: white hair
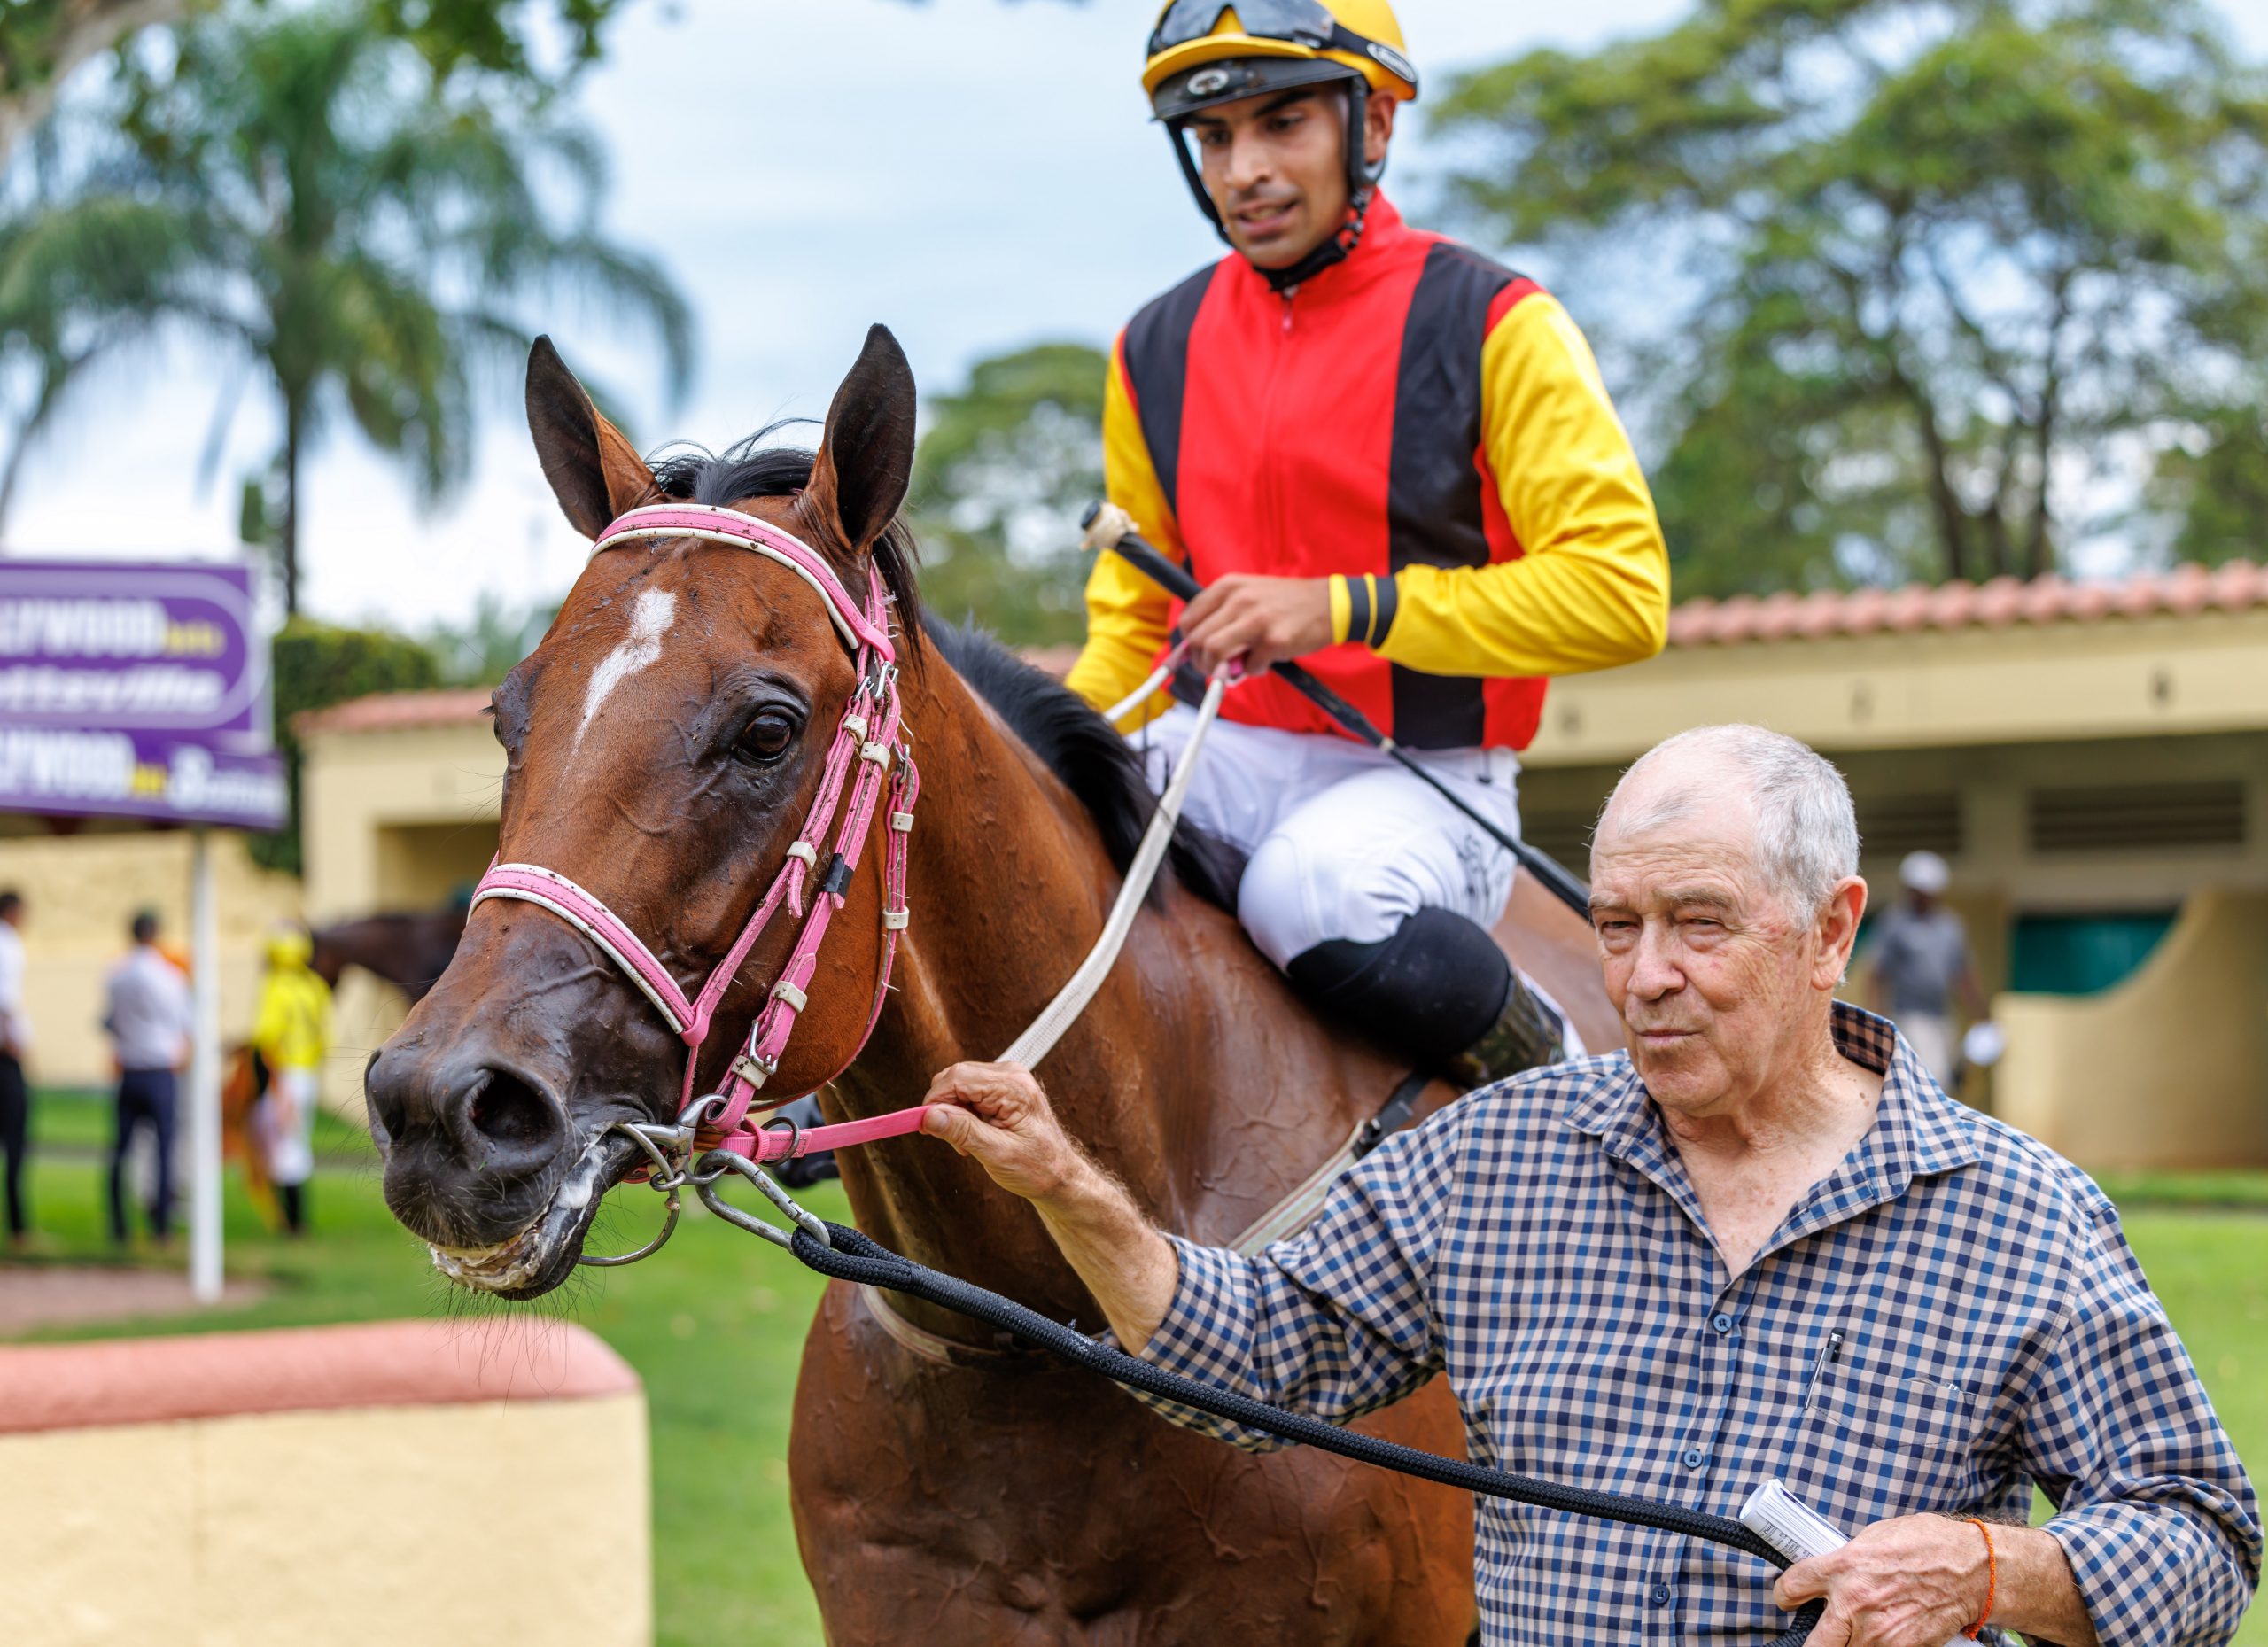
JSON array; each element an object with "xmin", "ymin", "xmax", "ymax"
[{"xmin": 1596, "ymin": 724, "xmax": 1860, "ymax": 914}]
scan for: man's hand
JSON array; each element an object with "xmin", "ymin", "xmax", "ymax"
[
  {"xmin": 1181, "ymin": 573, "xmax": 1334, "ymax": 675},
  {"xmin": 1774, "ymin": 1515, "xmax": 1989, "ymax": 1647},
  {"xmin": 920, "ymin": 1061, "xmax": 1089, "ymax": 1204},
  {"xmin": 920, "ymin": 1061, "xmax": 1180, "ymax": 1350}
]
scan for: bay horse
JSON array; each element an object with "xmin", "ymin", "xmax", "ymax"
[
  {"xmin": 310, "ymin": 906, "xmax": 469, "ymax": 1003},
  {"xmin": 366, "ymin": 326, "xmax": 1616, "ymax": 1644}
]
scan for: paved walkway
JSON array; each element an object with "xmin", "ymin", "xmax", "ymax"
[{"xmin": 0, "ymin": 1264, "xmax": 266, "ymax": 1337}]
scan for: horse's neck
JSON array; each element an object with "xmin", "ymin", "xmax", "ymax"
[
  {"xmin": 317, "ymin": 913, "xmax": 464, "ymax": 998},
  {"xmin": 827, "ymin": 664, "xmax": 1401, "ymax": 1320}
]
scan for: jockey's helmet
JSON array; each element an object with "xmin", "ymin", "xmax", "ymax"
[{"xmin": 1142, "ymin": 2, "xmax": 1418, "ymax": 254}]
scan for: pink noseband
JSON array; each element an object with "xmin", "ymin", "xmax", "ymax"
[{"xmin": 470, "ymin": 502, "xmax": 919, "ymax": 1164}]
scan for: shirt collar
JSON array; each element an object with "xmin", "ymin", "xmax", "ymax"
[{"xmin": 1567, "ymin": 1002, "xmax": 1981, "ymax": 1198}]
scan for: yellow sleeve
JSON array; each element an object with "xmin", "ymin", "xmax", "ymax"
[
  {"xmin": 1374, "ymin": 292, "xmax": 1669, "ymax": 679},
  {"xmin": 1063, "ymin": 340, "xmax": 1177, "ymax": 728}
]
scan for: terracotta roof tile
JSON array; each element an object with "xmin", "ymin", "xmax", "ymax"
[
  {"xmin": 1666, "ymin": 559, "xmax": 2264, "ymax": 649},
  {"xmin": 293, "ymin": 688, "xmax": 495, "ymax": 738}
]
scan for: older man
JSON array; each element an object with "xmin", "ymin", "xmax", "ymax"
[{"xmin": 920, "ymin": 724, "xmax": 2258, "ymax": 1646}]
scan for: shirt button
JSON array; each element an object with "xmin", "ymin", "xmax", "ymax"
[
  {"xmin": 1651, "ymin": 1583, "xmax": 1674, "ymax": 1607},
  {"xmin": 1682, "ymin": 1447, "xmax": 1706, "ymax": 1469},
  {"xmin": 1711, "ymin": 1312, "xmax": 1735, "ymax": 1334}
]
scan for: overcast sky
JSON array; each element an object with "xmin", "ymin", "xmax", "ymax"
[{"xmin": 10, "ymin": 0, "xmax": 2267, "ymax": 629}]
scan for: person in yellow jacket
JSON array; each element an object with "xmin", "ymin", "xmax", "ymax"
[
  {"xmin": 1064, "ymin": 1, "xmax": 1671, "ymax": 1085},
  {"xmin": 252, "ymin": 927, "xmax": 331, "ymax": 1234}
]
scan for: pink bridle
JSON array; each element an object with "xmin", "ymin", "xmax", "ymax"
[{"xmin": 470, "ymin": 502, "xmax": 920, "ymax": 1168}]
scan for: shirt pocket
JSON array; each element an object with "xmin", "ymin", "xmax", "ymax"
[{"xmin": 1807, "ymin": 1344, "xmax": 1982, "ymax": 1461}]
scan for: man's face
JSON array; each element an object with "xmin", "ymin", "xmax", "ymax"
[
  {"xmin": 1188, "ymin": 85, "xmax": 1391, "ymax": 270},
  {"xmin": 1588, "ymin": 776, "xmax": 1862, "ymax": 1117}
]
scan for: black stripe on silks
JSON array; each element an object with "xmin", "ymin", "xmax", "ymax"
[
  {"xmin": 1386, "ymin": 241, "xmax": 1523, "ymax": 750},
  {"xmin": 1121, "ymin": 264, "xmax": 1216, "ymax": 519},
  {"xmin": 1371, "ymin": 573, "xmax": 1400, "ymax": 647},
  {"xmin": 1345, "ymin": 575, "xmax": 1371, "ymax": 647}
]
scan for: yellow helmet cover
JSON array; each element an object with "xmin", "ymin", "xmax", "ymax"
[{"xmin": 1144, "ymin": 1, "xmax": 1418, "ymax": 119}]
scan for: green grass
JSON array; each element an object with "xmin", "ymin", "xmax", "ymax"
[
  {"xmin": 2094, "ymin": 1169, "xmax": 2268, "ymax": 1209},
  {"xmin": 8, "ymin": 1093, "xmax": 2264, "ymax": 1644}
]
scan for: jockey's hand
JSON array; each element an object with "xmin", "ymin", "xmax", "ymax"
[
  {"xmin": 1773, "ymin": 1515, "xmax": 1992, "ymax": 1647},
  {"xmin": 1181, "ymin": 573, "xmax": 1334, "ymax": 676},
  {"xmin": 920, "ymin": 1062, "xmax": 1086, "ymax": 1203}
]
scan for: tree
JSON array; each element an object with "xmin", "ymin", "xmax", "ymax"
[
  {"xmin": 0, "ymin": 0, "xmax": 691, "ymax": 611},
  {"xmin": 908, "ymin": 339, "xmax": 1108, "ymax": 646},
  {"xmin": 1432, "ymin": 0, "xmax": 2268, "ymax": 596},
  {"xmin": 0, "ymin": 0, "xmax": 629, "ymax": 167},
  {"xmin": 423, "ymin": 588, "xmax": 553, "ymax": 685}
]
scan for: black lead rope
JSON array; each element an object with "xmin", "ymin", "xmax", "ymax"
[{"xmin": 791, "ymin": 1220, "xmax": 1823, "ymax": 1646}]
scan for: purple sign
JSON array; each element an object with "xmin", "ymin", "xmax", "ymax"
[{"xmin": 0, "ymin": 560, "xmax": 284, "ymax": 829}]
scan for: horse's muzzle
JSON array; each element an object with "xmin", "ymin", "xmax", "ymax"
[{"xmin": 364, "ymin": 1039, "xmax": 575, "ymax": 1248}]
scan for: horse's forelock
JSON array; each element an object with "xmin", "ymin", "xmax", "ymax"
[{"xmin": 646, "ymin": 431, "xmax": 925, "ymax": 659}]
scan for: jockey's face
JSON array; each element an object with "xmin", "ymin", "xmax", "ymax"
[
  {"xmin": 1187, "ymin": 83, "xmax": 1396, "ymax": 271},
  {"xmin": 1588, "ymin": 763, "xmax": 1865, "ymax": 1119}
]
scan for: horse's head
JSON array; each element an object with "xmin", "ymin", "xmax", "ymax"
[{"xmin": 366, "ymin": 326, "xmax": 920, "ymax": 1298}]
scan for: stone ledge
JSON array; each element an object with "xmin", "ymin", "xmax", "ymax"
[{"xmin": 0, "ymin": 1316, "xmax": 638, "ymax": 1434}]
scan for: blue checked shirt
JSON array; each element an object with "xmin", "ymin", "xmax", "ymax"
[{"xmin": 1135, "ymin": 1005, "xmax": 2259, "ymax": 1644}]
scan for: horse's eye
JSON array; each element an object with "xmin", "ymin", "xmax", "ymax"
[{"xmin": 736, "ymin": 708, "xmax": 799, "ymax": 765}]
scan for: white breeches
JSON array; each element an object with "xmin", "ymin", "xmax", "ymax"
[
  {"xmin": 258, "ymin": 1065, "xmax": 320, "ymax": 1187},
  {"xmin": 1136, "ymin": 705, "xmax": 1524, "ymax": 967}
]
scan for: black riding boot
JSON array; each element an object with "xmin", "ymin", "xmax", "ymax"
[
  {"xmin": 1442, "ymin": 971, "xmax": 1566, "ymax": 1089},
  {"xmin": 1285, "ymin": 907, "xmax": 1564, "ymax": 1089}
]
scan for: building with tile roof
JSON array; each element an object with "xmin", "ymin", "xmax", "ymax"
[{"xmin": 296, "ymin": 562, "xmax": 2268, "ymax": 1168}]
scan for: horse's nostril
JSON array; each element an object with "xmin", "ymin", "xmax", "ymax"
[
  {"xmin": 364, "ymin": 1050, "xmax": 407, "ymax": 1142},
  {"xmin": 466, "ymin": 1068, "xmax": 559, "ymax": 1151}
]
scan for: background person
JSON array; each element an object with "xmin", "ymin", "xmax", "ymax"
[
  {"xmin": 101, "ymin": 909, "xmax": 191, "ymax": 1247},
  {"xmin": 0, "ymin": 889, "xmax": 30, "ymax": 1251},
  {"xmin": 919, "ymin": 724, "xmax": 2259, "ymax": 1646},
  {"xmin": 252, "ymin": 926, "xmax": 331, "ymax": 1234},
  {"xmin": 1065, "ymin": 0, "xmax": 1670, "ymax": 1086},
  {"xmin": 1864, "ymin": 850, "xmax": 1987, "ymax": 1092}
]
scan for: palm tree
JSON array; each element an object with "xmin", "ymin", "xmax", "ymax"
[{"xmin": 0, "ymin": 1, "xmax": 692, "ymax": 612}]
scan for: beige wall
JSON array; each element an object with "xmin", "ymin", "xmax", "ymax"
[
  {"xmin": 1995, "ymin": 891, "xmax": 2268, "ymax": 1169},
  {"xmin": 299, "ymin": 720, "xmax": 503, "ymax": 1115},
  {"xmin": 0, "ymin": 1392, "xmax": 649, "ymax": 1646},
  {"xmin": 300, "ymin": 722, "xmax": 502, "ymax": 921},
  {"xmin": 0, "ymin": 830, "xmax": 304, "ymax": 1088}
]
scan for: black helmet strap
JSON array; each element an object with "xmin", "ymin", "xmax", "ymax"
[{"xmin": 1168, "ymin": 74, "xmax": 1382, "ymax": 292}]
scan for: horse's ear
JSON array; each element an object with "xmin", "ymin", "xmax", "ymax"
[
  {"xmin": 525, "ymin": 335, "xmax": 656, "ymax": 540},
  {"xmin": 805, "ymin": 324, "xmax": 915, "ymax": 554}
]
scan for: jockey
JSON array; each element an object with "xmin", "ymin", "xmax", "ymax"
[{"xmin": 1064, "ymin": 0, "xmax": 1672, "ymax": 1085}]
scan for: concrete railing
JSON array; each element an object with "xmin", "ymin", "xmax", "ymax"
[{"xmin": 0, "ymin": 1317, "xmax": 651, "ymax": 1646}]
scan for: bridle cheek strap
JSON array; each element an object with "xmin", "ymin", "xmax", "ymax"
[{"xmin": 469, "ymin": 502, "xmax": 918, "ymax": 1162}]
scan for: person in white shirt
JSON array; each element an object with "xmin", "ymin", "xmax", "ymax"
[
  {"xmin": 101, "ymin": 910, "xmax": 191, "ymax": 1246},
  {"xmin": 0, "ymin": 889, "xmax": 30, "ymax": 1249}
]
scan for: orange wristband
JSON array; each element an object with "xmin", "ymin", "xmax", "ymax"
[{"xmin": 1962, "ymin": 1517, "xmax": 1997, "ymax": 1639}]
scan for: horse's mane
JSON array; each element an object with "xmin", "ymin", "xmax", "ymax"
[
  {"xmin": 926, "ymin": 621, "xmax": 1241, "ymax": 913},
  {"xmin": 649, "ymin": 428, "xmax": 925, "ymax": 658}
]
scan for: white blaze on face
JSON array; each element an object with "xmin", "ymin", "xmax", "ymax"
[{"xmin": 576, "ymin": 587, "xmax": 676, "ymax": 749}]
